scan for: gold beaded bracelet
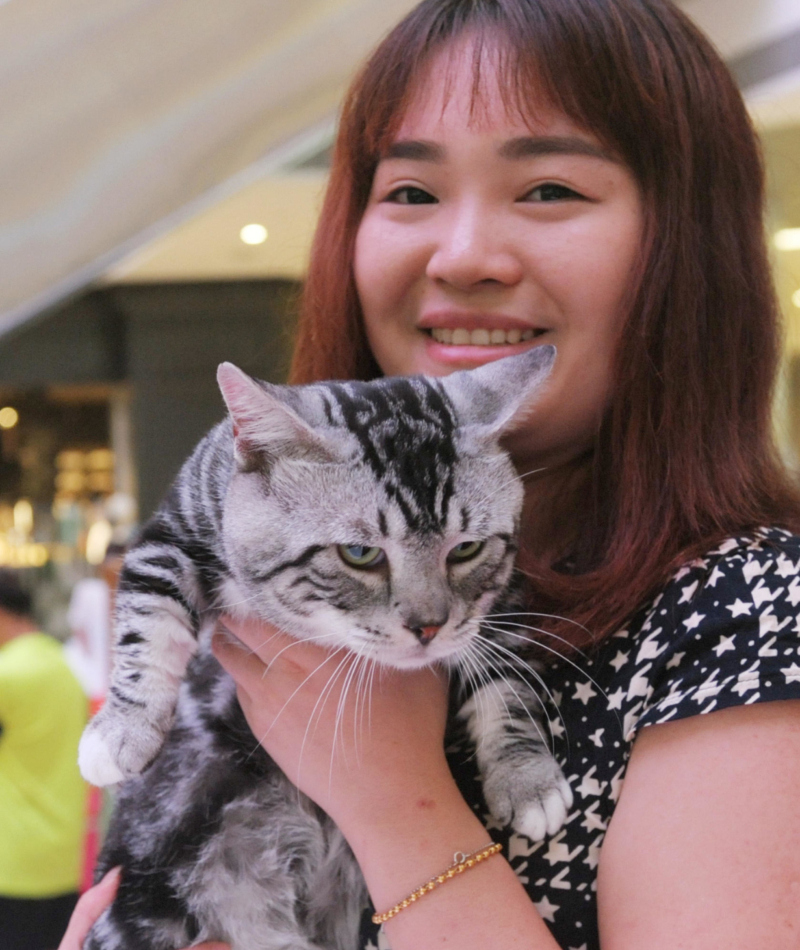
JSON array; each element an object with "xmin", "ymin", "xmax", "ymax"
[{"xmin": 371, "ymin": 842, "xmax": 503, "ymax": 925}]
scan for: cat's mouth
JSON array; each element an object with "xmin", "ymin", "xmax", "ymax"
[{"xmin": 424, "ymin": 327, "xmax": 547, "ymax": 346}]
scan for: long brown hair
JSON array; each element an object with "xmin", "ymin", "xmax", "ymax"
[{"xmin": 290, "ymin": 0, "xmax": 800, "ymax": 650}]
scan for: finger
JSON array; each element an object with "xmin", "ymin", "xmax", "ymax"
[
  {"xmin": 211, "ymin": 630, "xmax": 266, "ymax": 693},
  {"xmin": 218, "ymin": 614, "xmax": 287, "ymax": 655},
  {"xmin": 217, "ymin": 618, "xmax": 333, "ymax": 672},
  {"xmin": 58, "ymin": 867, "xmax": 121, "ymax": 950}
]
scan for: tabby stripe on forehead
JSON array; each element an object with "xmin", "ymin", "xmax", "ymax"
[
  {"xmin": 327, "ymin": 378, "xmax": 457, "ymax": 531},
  {"xmin": 247, "ymin": 545, "xmax": 326, "ymax": 584}
]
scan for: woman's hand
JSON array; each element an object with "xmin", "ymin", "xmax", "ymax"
[
  {"xmin": 212, "ymin": 617, "xmax": 452, "ymax": 837},
  {"xmin": 57, "ymin": 867, "xmax": 230, "ymax": 950}
]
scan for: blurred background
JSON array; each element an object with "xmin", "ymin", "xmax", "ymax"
[{"xmin": 0, "ymin": 0, "xmax": 798, "ymax": 634}]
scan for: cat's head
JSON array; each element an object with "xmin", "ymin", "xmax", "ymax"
[{"xmin": 217, "ymin": 346, "xmax": 555, "ymax": 670}]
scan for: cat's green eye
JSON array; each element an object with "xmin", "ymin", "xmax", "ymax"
[
  {"xmin": 338, "ymin": 545, "xmax": 385, "ymax": 568},
  {"xmin": 447, "ymin": 540, "xmax": 485, "ymax": 563}
]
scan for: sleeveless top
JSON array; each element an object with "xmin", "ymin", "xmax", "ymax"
[{"xmin": 360, "ymin": 527, "xmax": 800, "ymax": 949}]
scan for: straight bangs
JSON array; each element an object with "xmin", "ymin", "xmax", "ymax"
[{"xmin": 292, "ymin": 0, "xmax": 800, "ymax": 652}]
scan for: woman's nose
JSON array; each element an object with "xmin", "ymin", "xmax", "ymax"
[{"xmin": 425, "ymin": 203, "xmax": 523, "ymax": 290}]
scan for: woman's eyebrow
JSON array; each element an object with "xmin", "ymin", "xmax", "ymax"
[
  {"xmin": 498, "ymin": 135, "xmax": 617, "ymax": 162},
  {"xmin": 383, "ymin": 140, "xmax": 446, "ymax": 162}
]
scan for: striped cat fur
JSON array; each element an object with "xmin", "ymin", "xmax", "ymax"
[{"xmin": 79, "ymin": 345, "xmax": 572, "ymax": 950}]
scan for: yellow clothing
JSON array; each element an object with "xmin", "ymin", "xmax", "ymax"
[{"xmin": 0, "ymin": 633, "xmax": 88, "ymax": 897}]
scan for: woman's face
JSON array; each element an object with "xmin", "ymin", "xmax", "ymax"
[{"xmin": 354, "ymin": 40, "xmax": 644, "ymax": 468}]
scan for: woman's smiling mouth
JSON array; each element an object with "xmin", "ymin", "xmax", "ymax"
[{"xmin": 426, "ymin": 327, "xmax": 546, "ymax": 345}]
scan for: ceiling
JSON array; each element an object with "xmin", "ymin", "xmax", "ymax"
[
  {"xmin": 1, "ymin": 0, "xmax": 799, "ymax": 336},
  {"xmin": 0, "ymin": 0, "xmax": 418, "ymax": 337}
]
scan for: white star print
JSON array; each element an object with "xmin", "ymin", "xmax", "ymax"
[
  {"xmin": 627, "ymin": 664, "xmax": 653, "ymax": 700},
  {"xmin": 609, "ymin": 650, "xmax": 629, "ymax": 671},
  {"xmin": 758, "ymin": 636, "xmax": 778, "ymax": 658},
  {"xmin": 583, "ymin": 838, "xmax": 603, "ymax": 871},
  {"xmin": 588, "ymin": 728, "xmax": 605, "ymax": 747},
  {"xmin": 683, "ymin": 611, "xmax": 705, "ymax": 631},
  {"xmin": 635, "ymin": 630, "xmax": 667, "ymax": 663},
  {"xmin": 781, "ymin": 662, "xmax": 800, "ymax": 684},
  {"xmin": 759, "ymin": 609, "xmax": 791, "ymax": 638},
  {"xmin": 665, "ymin": 651, "xmax": 686, "ymax": 669},
  {"xmin": 550, "ymin": 867, "xmax": 572, "ymax": 890},
  {"xmin": 731, "ymin": 660, "xmax": 760, "ymax": 696},
  {"xmin": 549, "ymin": 719, "xmax": 566, "ymax": 740},
  {"xmin": 573, "ymin": 681, "xmax": 597, "ymax": 705},
  {"xmin": 787, "ymin": 576, "xmax": 800, "ymax": 607},
  {"xmin": 706, "ymin": 564, "xmax": 725, "ymax": 587},
  {"xmin": 752, "ymin": 580, "xmax": 783, "ymax": 608},
  {"xmin": 743, "ymin": 558, "xmax": 768, "ymax": 584},
  {"xmin": 575, "ymin": 766, "xmax": 606, "ymax": 798},
  {"xmin": 774, "ymin": 555, "xmax": 799, "ymax": 578},
  {"xmin": 609, "ymin": 766, "xmax": 626, "ymax": 803},
  {"xmin": 678, "ymin": 580, "xmax": 698, "ymax": 603},
  {"xmin": 543, "ymin": 832, "xmax": 583, "ymax": 866},
  {"xmin": 534, "ymin": 895, "xmax": 560, "ymax": 922},
  {"xmin": 580, "ymin": 802, "xmax": 608, "ymax": 832},
  {"xmin": 726, "ymin": 598, "xmax": 752, "ymax": 617},
  {"xmin": 606, "ymin": 686, "xmax": 626, "ymax": 711},
  {"xmin": 712, "ymin": 634, "xmax": 736, "ymax": 657}
]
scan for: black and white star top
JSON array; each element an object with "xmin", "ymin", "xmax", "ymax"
[{"xmin": 360, "ymin": 527, "xmax": 800, "ymax": 950}]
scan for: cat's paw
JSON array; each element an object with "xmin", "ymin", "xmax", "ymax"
[
  {"xmin": 78, "ymin": 708, "xmax": 168, "ymax": 786},
  {"xmin": 482, "ymin": 755, "xmax": 573, "ymax": 841}
]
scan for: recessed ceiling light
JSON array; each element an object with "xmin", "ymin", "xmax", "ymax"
[
  {"xmin": 774, "ymin": 228, "xmax": 800, "ymax": 251},
  {"xmin": 239, "ymin": 223, "xmax": 268, "ymax": 245},
  {"xmin": 0, "ymin": 407, "xmax": 19, "ymax": 429},
  {"xmin": 793, "ymin": 289, "xmax": 800, "ymax": 309}
]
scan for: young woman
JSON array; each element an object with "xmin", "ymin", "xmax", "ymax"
[{"xmin": 63, "ymin": 1, "xmax": 800, "ymax": 948}]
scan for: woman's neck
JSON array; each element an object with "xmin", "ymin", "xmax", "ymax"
[{"xmin": 516, "ymin": 452, "xmax": 594, "ymax": 572}]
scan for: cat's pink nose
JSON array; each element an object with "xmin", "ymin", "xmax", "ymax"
[{"xmin": 411, "ymin": 625, "xmax": 441, "ymax": 645}]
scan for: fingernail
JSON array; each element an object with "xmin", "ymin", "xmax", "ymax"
[{"xmin": 99, "ymin": 866, "xmax": 122, "ymax": 887}]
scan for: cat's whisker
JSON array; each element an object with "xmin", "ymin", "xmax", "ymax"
[
  {"xmin": 482, "ymin": 621, "xmax": 619, "ymax": 733},
  {"xmin": 476, "ymin": 465, "xmax": 550, "ymax": 507},
  {"xmin": 467, "ymin": 634, "xmax": 555, "ymax": 750},
  {"xmin": 259, "ymin": 631, "xmax": 343, "ymax": 678},
  {"xmin": 483, "ymin": 619, "xmax": 611, "ymax": 702},
  {"xmin": 480, "ymin": 615, "xmax": 586, "ymax": 658},
  {"xmin": 332, "ymin": 651, "xmax": 364, "ymax": 772},
  {"xmin": 486, "ymin": 609, "xmax": 593, "ymax": 639},
  {"xmin": 470, "ymin": 623, "xmax": 570, "ymax": 745}
]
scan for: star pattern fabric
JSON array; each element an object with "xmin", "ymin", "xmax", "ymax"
[{"xmin": 359, "ymin": 528, "xmax": 800, "ymax": 949}]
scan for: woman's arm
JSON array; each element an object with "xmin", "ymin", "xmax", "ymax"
[
  {"xmin": 597, "ymin": 700, "xmax": 800, "ymax": 949},
  {"xmin": 213, "ymin": 619, "xmax": 562, "ymax": 950}
]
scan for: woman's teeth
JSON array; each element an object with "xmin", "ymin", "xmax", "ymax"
[{"xmin": 429, "ymin": 327, "xmax": 539, "ymax": 346}]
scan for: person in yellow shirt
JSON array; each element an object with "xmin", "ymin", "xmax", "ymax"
[{"xmin": 0, "ymin": 570, "xmax": 88, "ymax": 950}]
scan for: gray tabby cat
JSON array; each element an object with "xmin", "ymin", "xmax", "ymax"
[{"xmin": 79, "ymin": 344, "xmax": 572, "ymax": 950}]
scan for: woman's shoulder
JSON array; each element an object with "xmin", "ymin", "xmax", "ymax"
[{"xmin": 595, "ymin": 526, "xmax": 800, "ymax": 741}]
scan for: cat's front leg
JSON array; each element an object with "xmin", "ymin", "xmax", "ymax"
[
  {"xmin": 78, "ymin": 542, "xmax": 203, "ymax": 786},
  {"xmin": 458, "ymin": 676, "xmax": 573, "ymax": 841}
]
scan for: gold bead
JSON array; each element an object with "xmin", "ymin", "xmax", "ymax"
[
  {"xmin": 466, "ymin": 859, "xmax": 475, "ymax": 867},
  {"xmin": 401, "ymin": 900, "xmax": 409, "ymax": 908},
  {"xmin": 437, "ymin": 875, "xmax": 446, "ymax": 883}
]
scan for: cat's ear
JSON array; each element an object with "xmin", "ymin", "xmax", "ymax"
[
  {"xmin": 217, "ymin": 363, "xmax": 334, "ymax": 465},
  {"xmin": 441, "ymin": 344, "xmax": 556, "ymax": 437}
]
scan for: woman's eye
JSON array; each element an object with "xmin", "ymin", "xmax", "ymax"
[
  {"xmin": 524, "ymin": 183, "xmax": 583, "ymax": 202},
  {"xmin": 447, "ymin": 540, "xmax": 485, "ymax": 563},
  {"xmin": 338, "ymin": 545, "xmax": 386, "ymax": 568},
  {"xmin": 385, "ymin": 186, "xmax": 437, "ymax": 205}
]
